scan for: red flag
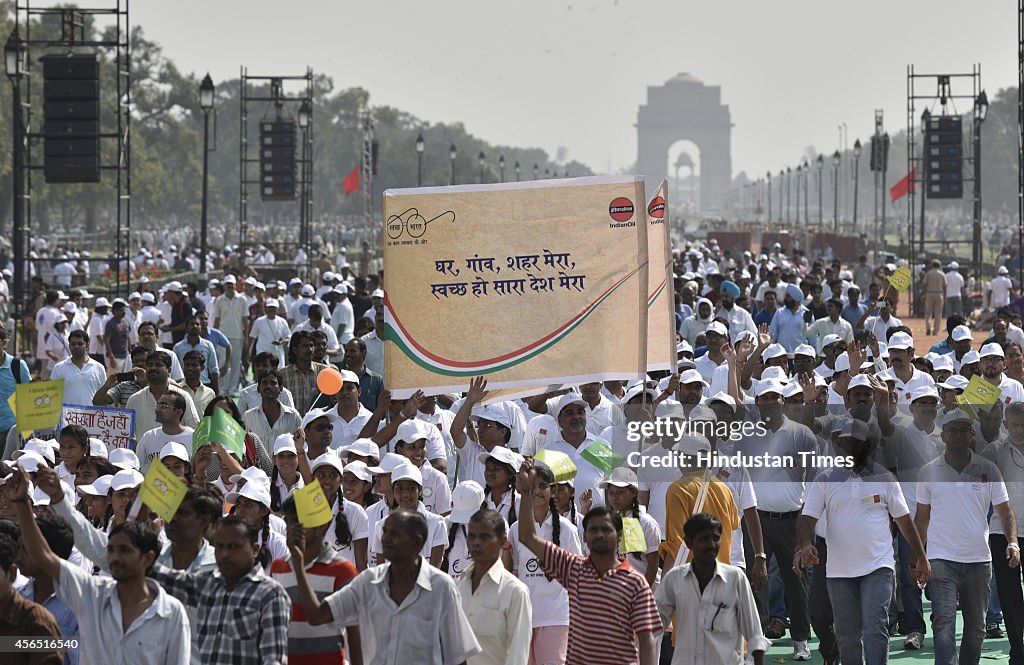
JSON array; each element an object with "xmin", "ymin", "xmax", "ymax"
[
  {"xmin": 342, "ymin": 165, "xmax": 360, "ymax": 196},
  {"xmin": 889, "ymin": 169, "xmax": 915, "ymax": 202}
]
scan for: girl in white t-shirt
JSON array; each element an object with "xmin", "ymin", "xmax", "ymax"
[
  {"xmin": 481, "ymin": 450, "xmax": 521, "ymax": 527},
  {"xmin": 554, "ymin": 477, "xmax": 585, "ymax": 543},
  {"xmin": 310, "ymin": 454, "xmax": 369, "ymax": 571},
  {"xmin": 368, "ymin": 463, "xmax": 447, "ymax": 567},
  {"xmin": 587, "ymin": 469, "xmax": 662, "ymax": 587},
  {"xmin": 228, "ymin": 483, "xmax": 288, "ymax": 572},
  {"xmin": 507, "ymin": 465, "xmax": 581, "ymax": 665},
  {"xmin": 395, "ymin": 433, "xmax": 452, "ymax": 515}
]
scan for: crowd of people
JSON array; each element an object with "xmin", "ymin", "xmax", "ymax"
[{"xmin": 0, "ymin": 237, "xmax": 1023, "ymax": 665}]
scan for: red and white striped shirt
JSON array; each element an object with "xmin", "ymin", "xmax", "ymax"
[{"xmin": 540, "ymin": 541, "xmax": 662, "ymax": 665}]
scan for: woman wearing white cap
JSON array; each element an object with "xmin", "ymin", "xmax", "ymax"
[
  {"xmin": 368, "ymin": 461, "xmax": 447, "ymax": 568},
  {"xmin": 77, "ymin": 474, "xmax": 114, "ymax": 529},
  {"xmin": 158, "ymin": 442, "xmax": 193, "ymax": 484},
  {"xmin": 341, "ymin": 460, "xmax": 376, "ymax": 508},
  {"xmin": 394, "ymin": 419, "xmax": 452, "ymax": 516},
  {"xmin": 583, "ymin": 467, "xmax": 661, "ymax": 586},
  {"xmin": 227, "ymin": 481, "xmax": 289, "ymax": 572},
  {"xmin": 364, "ymin": 453, "xmax": 405, "ymax": 549},
  {"xmin": 309, "ymin": 453, "xmax": 369, "ymax": 571},
  {"xmin": 506, "ymin": 464, "xmax": 581, "ymax": 665},
  {"xmin": 268, "ymin": 434, "xmax": 304, "ymax": 510},
  {"xmin": 478, "ymin": 447, "xmax": 521, "ymax": 527},
  {"xmin": 442, "ymin": 480, "xmax": 487, "ymax": 576}
]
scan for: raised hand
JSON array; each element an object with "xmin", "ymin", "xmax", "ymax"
[
  {"xmin": 2, "ymin": 464, "xmax": 30, "ymax": 503},
  {"xmin": 579, "ymin": 488, "xmax": 594, "ymax": 514},
  {"xmin": 35, "ymin": 466, "xmax": 64, "ymax": 503},
  {"xmin": 757, "ymin": 323, "xmax": 772, "ymax": 349},
  {"xmin": 798, "ymin": 372, "xmax": 821, "ymax": 404},
  {"xmin": 400, "ymin": 390, "xmax": 425, "ymax": 419},
  {"xmin": 287, "ymin": 520, "xmax": 306, "ymax": 567},
  {"xmin": 466, "ymin": 376, "xmax": 489, "ymax": 405},
  {"xmin": 516, "ymin": 458, "xmax": 535, "ymax": 495}
]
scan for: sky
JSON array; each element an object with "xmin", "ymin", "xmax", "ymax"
[{"xmin": 120, "ymin": 1, "xmax": 1019, "ymax": 180}]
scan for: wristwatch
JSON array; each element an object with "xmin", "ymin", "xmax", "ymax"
[{"xmin": 754, "ymin": 552, "xmax": 768, "ymax": 560}]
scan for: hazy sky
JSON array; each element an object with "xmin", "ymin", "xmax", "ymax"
[{"xmin": 126, "ymin": 1, "xmax": 1017, "ymax": 180}]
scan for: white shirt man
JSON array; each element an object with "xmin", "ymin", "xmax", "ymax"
[
  {"xmin": 946, "ymin": 268, "xmax": 965, "ymax": 299},
  {"xmin": 249, "ymin": 301, "xmax": 291, "ymax": 365},
  {"xmin": 50, "ymin": 343, "xmax": 107, "ymax": 406},
  {"xmin": 989, "ymin": 270, "xmax": 1014, "ymax": 309},
  {"xmin": 330, "ymin": 291, "xmax": 355, "ymax": 344}
]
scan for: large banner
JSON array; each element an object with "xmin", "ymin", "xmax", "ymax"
[
  {"xmin": 383, "ymin": 176, "xmax": 649, "ymax": 398},
  {"xmin": 646, "ymin": 179, "xmax": 676, "ymax": 372}
]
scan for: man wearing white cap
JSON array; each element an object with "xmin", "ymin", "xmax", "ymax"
[
  {"xmin": 287, "ymin": 284, "xmax": 320, "ymax": 326},
  {"xmin": 741, "ymin": 379, "xmax": 819, "ymax": 660},
  {"xmin": 329, "ymin": 283, "xmax": 355, "ymax": 345},
  {"xmin": 248, "ymin": 298, "xmax": 290, "ymax": 366},
  {"xmin": 916, "ymin": 408, "xmax": 1019, "ymax": 665},
  {"xmin": 988, "ymin": 266, "xmax": 1015, "ymax": 311},
  {"xmin": 945, "ymin": 261, "xmax": 965, "ymax": 318},
  {"xmin": 325, "ymin": 369, "xmax": 372, "ymax": 451},
  {"xmin": 980, "ymin": 342, "xmax": 1024, "ymax": 405},
  {"xmin": 523, "ymin": 393, "xmax": 607, "ymax": 507},
  {"xmin": 135, "ymin": 392, "xmax": 195, "ymax": 473},
  {"xmin": 880, "ymin": 332, "xmax": 935, "ymax": 405},
  {"xmin": 695, "ymin": 321, "xmax": 729, "ymax": 384},
  {"xmin": 942, "ymin": 324, "xmax": 975, "ymax": 373},
  {"xmin": 211, "ymin": 274, "xmax": 249, "ymax": 395}
]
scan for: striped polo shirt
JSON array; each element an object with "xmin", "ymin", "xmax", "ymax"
[
  {"xmin": 270, "ymin": 551, "xmax": 359, "ymax": 665},
  {"xmin": 540, "ymin": 541, "xmax": 663, "ymax": 665}
]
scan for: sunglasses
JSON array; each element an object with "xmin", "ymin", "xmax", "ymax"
[{"xmin": 310, "ymin": 423, "xmax": 334, "ymax": 432}]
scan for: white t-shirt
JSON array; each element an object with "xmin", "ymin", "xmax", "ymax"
[
  {"xmin": 135, "ymin": 426, "xmax": 196, "ymax": 472},
  {"xmin": 990, "ymin": 276, "xmax": 1013, "ymax": 308},
  {"xmin": 803, "ymin": 465, "xmax": 910, "ymax": 578},
  {"xmin": 367, "ymin": 501, "xmax": 446, "ymax": 565},
  {"xmin": 249, "ymin": 316, "xmax": 291, "ymax": 364},
  {"xmin": 325, "ymin": 497, "xmax": 369, "ymax": 567},
  {"xmin": 917, "ymin": 452, "xmax": 1009, "ymax": 563},
  {"xmin": 713, "ymin": 464, "xmax": 757, "ymax": 568},
  {"xmin": 946, "ymin": 271, "xmax": 965, "ymax": 298},
  {"xmin": 507, "ymin": 511, "xmax": 582, "ymax": 627}
]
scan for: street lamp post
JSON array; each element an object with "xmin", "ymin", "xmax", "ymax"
[
  {"xmin": 816, "ymin": 155, "xmax": 824, "ymax": 228},
  {"xmin": 198, "ymin": 73, "xmax": 215, "ymax": 281},
  {"xmin": 415, "ymin": 133, "xmax": 424, "ymax": 187},
  {"xmin": 498, "ymin": 154, "xmax": 505, "ymax": 183},
  {"xmin": 832, "ymin": 151, "xmax": 841, "ymax": 232},
  {"xmin": 766, "ymin": 171, "xmax": 772, "ymax": 223},
  {"xmin": 803, "ymin": 161, "xmax": 810, "ymax": 225},
  {"xmin": 5, "ymin": 30, "xmax": 26, "ymax": 341},
  {"xmin": 478, "ymin": 151, "xmax": 486, "ymax": 183},
  {"xmin": 778, "ymin": 170, "xmax": 784, "ymax": 222},
  {"xmin": 786, "ymin": 167, "xmax": 792, "ymax": 224},
  {"xmin": 449, "ymin": 143, "xmax": 457, "ymax": 185},
  {"xmin": 795, "ymin": 166, "xmax": 802, "ymax": 225},
  {"xmin": 298, "ymin": 99, "xmax": 311, "ymax": 266},
  {"xmin": 514, "ymin": 161, "xmax": 520, "ymax": 182},
  {"xmin": 973, "ymin": 90, "xmax": 988, "ymax": 283},
  {"xmin": 852, "ymin": 139, "xmax": 862, "ymax": 230}
]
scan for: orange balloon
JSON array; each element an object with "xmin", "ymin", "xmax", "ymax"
[{"xmin": 316, "ymin": 367, "xmax": 344, "ymax": 395}]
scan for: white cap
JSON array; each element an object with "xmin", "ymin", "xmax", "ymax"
[
  {"xmin": 141, "ymin": 292, "xmax": 156, "ymax": 303},
  {"xmin": 759, "ymin": 366, "xmax": 789, "ymax": 382},
  {"xmin": 961, "ymin": 350, "xmax": 981, "ymax": 365},
  {"xmin": 289, "ymin": 277, "xmax": 303, "ymax": 286},
  {"xmin": 938, "ymin": 375, "xmax": 969, "ymax": 391},
  {"xmin": 396, "ymin": 419, "xmax": 434, "ymax": 445},
  {"xmin": 227, "ymin": 467, "xmax": 270, "ymax": 487},
  {"xmin": 300, "ymin": 407, "xmax": 341, "ymax": 430},
  {"xmin": 999, "ymin": 266, "xmax": 1010, "ymax": 275},
  {"xmin": 323, "ymin": 271, "xmax": 336, "ymax": 282},
  {"xmin": 705, "ymin": 321, "xmax": 728, "ymax": 337},
  {"xmin": 949, "ymin": 261, "xmax": 960, "ymax": 270},
  {"xmin": 754, "ymin": 379, "xmax": 786, "ymax": 397},
  {"xmin": 300, "ymin": 284, "xmax": 316, "ymax": 296},
  {"xmin": 707, "ymin": 391, "xmax": 738, "ymax": 413},
  {"xmin": 158, "ymin": 441, "xmax": 191, "ymax": 463},
  {"xmin": 980, "ymin": 343, "xmax": 1005, "ymax": 359},
  {"xmin": 888, "ymin": 332, "xmax": 914, "ymax": 350},
  {"xmin": 931, "ymin": 355, "xmax": 954, "ymax": 372},
  {"xmin": 264, "ymin": 298, "xmax": 280, "ymax": 309},
  {"xmin": 367, "ymin": 452, "xmax": 409, "ymax": 475},
  {"xmin": 761, "ymin": 343, "xmax": 787, "ymax": 361},
  {"xmin": 338, "ymin": 369, "xmax": 359, "ymax": 384},
  {"xmin": 450, "ymin": 481, "xmax": 486, "ymax": 524},
  {"xmin": 14, "ymin": 451, "xmax": 48, "ymax": 473},
  {"xmin": 598, "ymin": 466, "xmax": 639, "ymax": 489},
  {"xmin": 553, "ymin": 393, "xmax": 588, "ymax": 417},
  {"xmin": 163, "ymin": 280, "xmax": 183, "ymax": 292},
  {"xmin": 820, "ymin": 334, "xmax": 844, "ymax": 351},
  {"xmin": 88, "ymin": 437, "xmax": 108, "ymax": 459},
  {"xmin": 476, "ymin": 446, "xmax": 524, "ymax": 472},
  {"xmin": 831, "ymin": 419, "xmax": 872, "ymax": 442},
  {"xmin": 340, "ymin": 438, "xmax": 380, "ymax": 462},
  {"xmin": 952, "ymin": 325, "xmax": 973, "ymax": 342},
  {"xmin": 109, "ymin": 468, "xmax": 145, "ymax": 491},
  {"xmin": 391, "ymin": 461, "xmax": 423, "ymax": 486},
  {"xmin": 794, "ymin": 344, "xmax": 816, "ymax": 358},
  {"xmin": 674, "ymin": 433, "xmax": 712, "ymax": 454},
  {"xmin": 848, "ymin": 374, "xmax": 874, "ymax": 391},
  {"xmin": 226, "ymin": 482, "xmax": 272, "ymax": 508},
  {"xmin": 77, "ymin": 474, "xmax": 114, "ymax": 497},
  {"xmin": 472, "ymin": 404, "xmax": 513, "ymax": 430},
  {"xmin": 222, "ymin": 274, "xmax": 237, "ymax": 284},
  {"xmin": 782, "ymin": 381, "xmax": 804, "ymax": 399},
  {"xmin": 62, "ymin": 302, "xmax": 77, "ymax": 313},
  {"xmin": 272, "ymin": 434, "xmax": 297, "ymax": 456},
  {"xmin": 679, "ymin": 368, "xmax": 709, "ymax": 387},
  {"xmin": 108, "ymin": 448, "xmax": 140, "ymax": 470},
  {"xmin": 244, "ymin": 276, "xmax": 258, "ymax": 286},
  {"xmin": 910, "ymin": 385, "xmax": 940, "ymax": 402},
  {"xmin": 342, "ymin": 460, "xmax": 373, "ymax": 483},
  {"xmin": 939, "ymin": 408, "xmax": 975, "ymax": 427},
  {"xmin": 309, "ymin": 452, "xmax": 345, "ymax": 476},
  {"xmin": 33, "ymin": 481, "xmax": 75, "ymax": 507},
  {"xmin": 94, "ymin": 297, "xmax": 111, "ymax": 308},
  {"xmin": 371, "ymin": 288, "xmax": 385, "ymax": 299},
  {"xmin": 14, "ymin": 439, "xmax": 55, "ymax": 465}
]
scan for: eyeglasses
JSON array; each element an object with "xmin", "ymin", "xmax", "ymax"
[
  {"xmin": 310, "ymin": 423, "xmax": 334, "ymax": 431},
  {"xmin": 477, "ymin": 422, "xmax": 504, "ymax": 430}
]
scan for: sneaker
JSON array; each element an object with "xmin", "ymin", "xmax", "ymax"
[
  {"xmin": 904, "ymin": 632, "xmax": 924, "ymax": 650},
  {"xmin": 987, "ymin": 623, "xmax": 1005, "ymax": 639},
  {"xmin": 793, "ymin": 640, "xmax": 811, "ymax": 661},
  {"xmin": 765, "ymin": 618, "xmax": 786, "ymax": 639}
]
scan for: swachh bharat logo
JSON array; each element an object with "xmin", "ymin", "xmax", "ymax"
[{"xmin": 386, "ymin": 208, "xmax": 456, "ymax": 240}]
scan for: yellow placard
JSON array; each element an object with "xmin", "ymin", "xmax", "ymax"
[
  {"xmin": 620, "ymin": 516, "xmax": 647, "ymax": 553},
  {"xmin": 963, "ymin": 374, "xmax": 1002, "ymax": 406},
  {"xmin": 534, "ymin": 449, "xmax": 577, "ymax": 483},
  {"xmin": 138, "ymin": 459, "xmax": 188, "ymax": 522},
  {"xmin": 646, "ymin": 180, "xmax": 675, "ymax": 372},
  {"xmin": 15, "ymin": 380, "xmax": 63, "ymax": 434},
  {"xmin": 887, "ymin": 265, "xmax": 912, "ymax": 292},
  {"xmin": 382, "ymin": 176, "xmax": 649, "ymax": 399},
  {"xmin": 293, "ymin": 479, "xmax": 333, "ymax": 528}
]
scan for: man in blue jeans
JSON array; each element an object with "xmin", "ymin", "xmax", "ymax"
[
  {"xmin": 915, "ymin": 408, "xmax": 1020, "ymax": 665},
  {"xmin": 796, "ymin": 419, "xmax": 930, "ymax": 665}
]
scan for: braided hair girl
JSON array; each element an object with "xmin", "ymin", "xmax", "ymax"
[
  {"xmin": 480, "ymin": 448, "xmax": 520, "ymax": 527},
  {"xmin": 311, "ymin": 454, "xmax": 368, "ymax": 571}
]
